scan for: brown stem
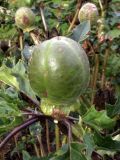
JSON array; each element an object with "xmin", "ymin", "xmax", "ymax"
[
  {"xmin": 19, "ymin": 33, "xmax": 24, "ymax": 50},
  {"xmin": 40, "ymin": 7, "xmax": 48, "ymax": 33},
  {"xmin": 46, "ymin": 119, "xmax": 51, "ymax": 153},
  {"xmin": 30, "ymin": 31, "xmax": 40, "ymax": 45},
  {"xmin": 64, "ymin": 120, "xmax": 72, "ymax": 145},
  {"xmin": 0, "ymin": 117, "xmax": 39, "ymax": 150},
  {"xmin": 101, "ymin": 48, "xmax": 109, "ymax": 89},
  {"xmin": 20, "ymin": 91, "xmax": 39, "ymax": 107},
  {"xmin": 34, "ymin": 144, "xmax": 40, "ymax": 158},
  {"xmin": 67, "ymin": 9, "xmax": 79, "ymax": 33},
  {"xmin": 91, "ymin": 54, "xmax": 99, "ymax": 104},
  {"xmin": 67, "ymin": 0, "xmax": 82, "ymax": 33},
  {"xmin": 37, "ymin": 134, "xmax": 46, "ymax": 157}
]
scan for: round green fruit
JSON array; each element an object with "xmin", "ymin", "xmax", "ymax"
[
  {"xmin": 78, "ymin": 3, "xmax": 98, "ymax": 24},
  {"xmin": 15, "ymin": 7, "xmax": 35, "ymax": 32},
  {"xmin": 28, "ymin": 36, "xmax": 90, "ymax": 105}
]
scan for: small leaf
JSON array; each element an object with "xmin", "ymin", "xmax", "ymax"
[
  {"xmin": 82, "ymin": 106, "xmax": 116, "ymax": 130},
  {"xmin": 70, "ymin": 21, "xmax": 90, "ymax": 42}
]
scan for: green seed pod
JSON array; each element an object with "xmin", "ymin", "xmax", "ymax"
[
  {"xmin": 15, "ymin": 7, "xmax": 35, "ymax": 32},
  {"xmin": 28, "ymin": 36, "xmax": 90, "ymax": 105},
  {"xmin": 78, "ymin": 3, "xmax": 98, "ymax": 24}
]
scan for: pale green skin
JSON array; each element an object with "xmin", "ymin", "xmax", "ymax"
[
  {"xmin": 78, "ymin": 3, "xmax": 98, "ymax": 24},
  {"xmin": 15, "ymin": 7, "xmax": 35, "ymax": 32},
  {"xmin": 28, "ymin": 36, "xmax": 90, "ymax": 105}
]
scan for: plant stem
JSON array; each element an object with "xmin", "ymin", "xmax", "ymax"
[
  {"xmin": 40, "ymin": 7, "xmax": 48, "ymax": 33},
  {"xmin": 67, "ymin": 9, "xmax": 79, "ymax": 33},
  {"xmin": 98, "ymin": 0, "xmax": 103, "ymax": 12},
  {"xmin": 64, "ymin": 120, "xmax": 72, "ymax": 145},
  {"xmin": 34, "ymin": 144, "xmax": 40, "ymax": 158},
  {"xmin": 0, "ymin": 117, "xmax": 39, "ymax": 150},
  {"xmin": 91, "ymin": 53, "xmax": 99, "ymax": 104},
  {"xmin": 30, "ymin": 31, "xmax": 40, "ymax": 45},
  {"xmin": 111, "ymin": 129, "xmax": 120, "ymax": 137},
  {"xmin": 46, "ymin": 119, "xmax": 51, "ymax": 153},
  {"xmin": 20, "ymin": 91, "xmax": 40, "ymax": 107},
  {"xmin": 55, "ymin": 122, "xmax": 60, "ymax": 151},
  {"xmin": 19, "ymin": 31, "xmax": 24, "ymax": 51},
  {"xmin": 37, "ymin": 134, "xmax": 46, "ymax": 157},
  {"xmin": 101, "ymin": 48, "xmax": 109, "ymax": 89},
  {"xmin": 67, "ymin": 0, "xmax": 82, "ymax": 33}
]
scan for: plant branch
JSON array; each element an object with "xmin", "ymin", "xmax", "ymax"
[
  {"xmin": 64, "ymin": 120, "xmax": 72, "ymax": 145},
  {"xmin": 101, "ymin": 47, "xmax": 109, "ymax": 89},
  {"xmin": 98, "ymin": 0, "xmax": 103, "ymax": 11},
  {"xmin": 30, "ymin": 31, "xmax": 40, "ymax": 45},
  {"xmin": 0, "ymin": 117, "xmax": 39, "ymax": 150},
  {"xmin": 55, "ymin": 122, "xmax": 60, "ymax": 151},
  {"xmin": 46, "ymin": 119, "xmax": 51, "ymax": 153},
  {"xmin": 67, "ymin": 0, "xmax": 82, "ymax": 33},
  {"xmin": 20, "ymin": 91, "xmax": 40, "ymax": 107},
  {"xmin": 40, "ymin": 7, "xmax": 48, "ymax": 34},
  {"xmin": 91, "ymin": 53, "xmax": 99, "ymax": 104}
]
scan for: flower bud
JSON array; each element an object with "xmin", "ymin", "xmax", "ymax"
[
  {"xmin": 15, "ymin": 7, "xmax": 35, "ymax": 32},
  {"xmin": 78, "ymin": 3, "xmax": 98, "ymax": 24}
]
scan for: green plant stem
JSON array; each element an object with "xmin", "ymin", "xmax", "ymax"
[
  {"xmin": 62, "ymin": 135, "xmax": 67, "ymax": 146},
  {"xmin": 46, "ymin": 119, "xmax": 51, "ymax": 153},
  {"xmin": 55, "ymin": 122, "xmax": 60, "ymax": 151}
]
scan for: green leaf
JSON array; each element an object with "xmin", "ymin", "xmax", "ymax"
[
  {"xmin": 70, "ymin": 21, "xmax": 90, "ymax": 42},
  {"xmin": 83, "ymin": 134, "xmax": 95, "ymax": 159},
  {"xmin": 106, "ymin": 98, "xmax": 120, "ymax": 118},
  {"xmin": 12, "ymin": 60, "xmax": 36, "ymax": 99},
  {"xmin": 0, "ymin": 60, "xmax": 36, "ymax": 99},
  {"xmin": 0, "ymin": 88, "xmax": 23, "ymax": 135},
  {"xmin": 107, "ymin": 29, "xmax": 120, "ymax": 39},
  {"xmin": 0, "ymin": 64, "xmax": 19, "ymax": 89},
  {"xmin": 93, "ymin": 132, "xmax": 120, "ymax": 151},
  {"xmin": 82, "ymin": 106, "xmax": 116, "ymax": 131}
]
